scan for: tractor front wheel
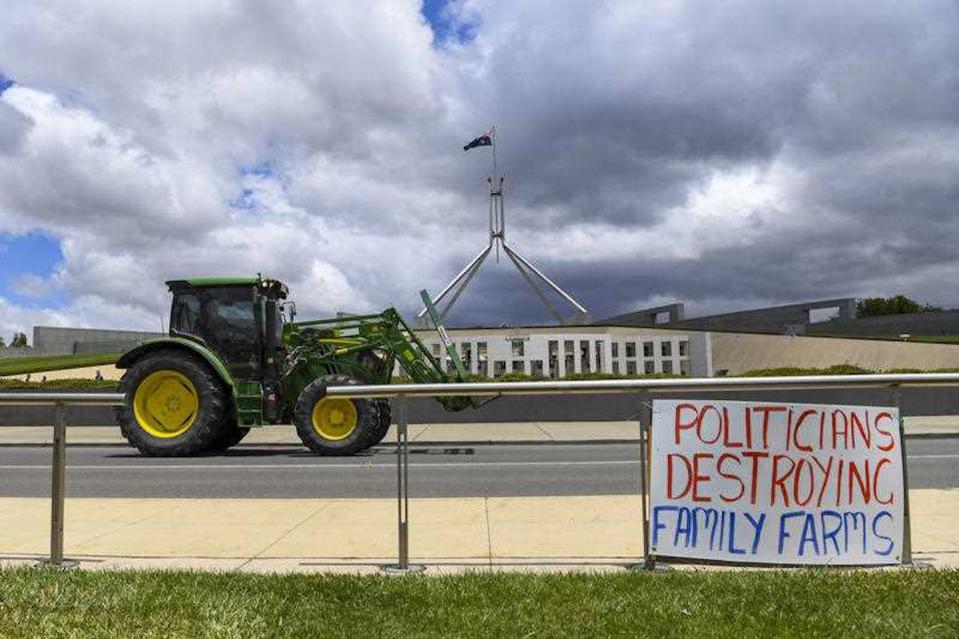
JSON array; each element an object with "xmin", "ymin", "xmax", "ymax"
[
  {"xmin": 294, "ymin": 375, "xmax": 379, "ymax": 455},
  {"xmin": 365, "ymin": 399, "xmax": 392, "ymax": 447},
  {"xmin": 117, "ymin": 350, "xmax": 229, "ymax": 456}
]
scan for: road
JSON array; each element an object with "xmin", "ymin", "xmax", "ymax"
[{"xmin": 0, "ymin": 437, "xmax": 957, "ymax": 499}]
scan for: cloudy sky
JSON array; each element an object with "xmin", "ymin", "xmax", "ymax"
[{"xmin": 0, "ymin": 0, "xmax": 957, "ymax": 337}]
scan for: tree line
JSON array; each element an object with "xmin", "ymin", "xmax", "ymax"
[
  {"xmin": 0, "ymin": 333, "xmax": 28, "ymax": 348},
  {"xmin": 856, "ymin": 295, "xmax": 942, "ymax": 318}
]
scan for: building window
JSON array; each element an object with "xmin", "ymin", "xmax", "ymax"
[
  {"xmin": 661, "ymin": 341, "xmax": 672, "ymax": 357},
  {"xmin": 477, "ymin": 343, "xmax": 488, "ymax": 376},
  {"xmin": 595, "ymin": 340, "xmax": 604, "ymax": 371},
  {"xmin": 511, "ymin": 339, "xmax": 525, "ymax": 357},
  {"xmin": 645, "ymin": 361, "xmax": 655, "ymax": 375},
  {"xmin": 432, "ymin": 343, "xmax": 440, "ymax": 357},
  {"xmin": 580, "ymin": 340, "xmax": 590, "ymax": 373},
  {"xmin": 626, "ymin": 361, "xmax": 637, "ymax": 375},
  {"xmin": 461, "ymin": 342, "xmax": 472, "ymax": 367},
  {"xmin": 564, "ymin": 340, "xmax": 574, "ymax": 354},
  {"xmin": 663, "ymin": 360, "xmax": 673, "ymax": 374},
  {"xmin": 625, "ymin": 342, "xmax": 636, "ymax": 358},
  {"xmin": 680, "ymin": 360, "xmax": 690, "ymax": 376},
  {"xmin": 679, "ymin": 340, "xmax": 688, "ymax": 357},
  {"xmin": 493, "ymin": 360, "xmax": 507, "ymax": 377},
  {"xmin": 531, "ymin": 360, "xmax": 544, "ymax": 376},
  {"xmin": 612, "ymin": 361, "xmax": 620, "ymax": 375},
  {"xmin": 511, "ymin": 360, "xmax": 526, "ymax": 374},
  {"xmin": 643, "ymin": 341, "xmax": 654, "ymax": 357},
  {"xmin": 611, "ymin": 342, "xmax": 619, "ymax": 358}
]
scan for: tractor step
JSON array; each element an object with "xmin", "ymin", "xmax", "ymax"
[{"xmin": 234, "ymin": 380, "xmax": 263, "ymax": 427}]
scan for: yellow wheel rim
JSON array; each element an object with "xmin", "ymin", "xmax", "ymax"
[
  {"xmin": 312, "ymin": 397, "xmax": 358, "ymax": 441},
  {"xmin": 133, "ymin": 370, "xmax": 199, "ymax": 438}
]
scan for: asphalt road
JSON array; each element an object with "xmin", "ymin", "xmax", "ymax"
[
  {"xmin": 0, "ymin": 437, "xmax": 956, "ymax": 499},
  {"xmin": 8, "ymin": 387, "xmax": 959, "ymax": 425}
]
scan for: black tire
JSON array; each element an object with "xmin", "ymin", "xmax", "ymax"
[
  {"xmin": 206, "ymin": 423, "xmax": 251, "ymax": 452},
  {"xmin": 294, "ymin": 375, "xmax": 379, "ymax": 455},
  {"xmin": 117, "ymin": 349, "xmax": 230, "ymax": 457},
  {"xmin": 365, "ymin": 399, "xmax": 392, "ymax": 446}
]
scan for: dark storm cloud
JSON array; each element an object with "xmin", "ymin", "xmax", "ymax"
[
  {"xmin": 1, "ymin": 1, "xmax": 958, "ymax": 333},
  {"xmin": 421, "ymin": 0, "xmax": 959, "ymax": 324}
]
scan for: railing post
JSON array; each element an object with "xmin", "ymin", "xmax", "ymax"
[
  {"xmin": 892, "ymin": 385, "xmax": 913, "ymax": 565},
  {"xmin": 38, "ymin": 402, "xmax": 77, "ymax": 569},
  {"xmin": 631, "ymin": 396, "xmax": 664, "ymax": 571},
  {"xmin": 384, "ymin": 395, "xmax": 424, "ymax": 574}
]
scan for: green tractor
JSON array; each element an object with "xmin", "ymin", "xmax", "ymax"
[{"xmin": 115, "ymin": 276, "xmax": 473, "ymax": 456}]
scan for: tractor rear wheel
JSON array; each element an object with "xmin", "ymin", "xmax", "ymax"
[
  {"xmin": 117, "ymin": 349, "xmax": 229, "ymax": 457},
  {"xmin": 294, "ymin": 375, "xmax": 379, "ymax": 455},
  {"xmin": 206, "ymin": 423, "xmax": 250, "ymax": 452},
  {"xmin": 365, "ymin": 399, "xmax": 392, "ymax": 447}
]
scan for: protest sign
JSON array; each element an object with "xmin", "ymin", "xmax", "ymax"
[{"xmin": 648, "ymin": 399, "xmax": 904, "ymax": 565}]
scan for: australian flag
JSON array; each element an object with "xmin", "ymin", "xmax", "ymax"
[{"xmin": 463, "ymin": 128, "xmax": 493, "ymax": 151}]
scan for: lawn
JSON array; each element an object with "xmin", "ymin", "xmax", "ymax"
[
  {"xmin": 908, "ymin": 335, "xmax": 959, "ymax": 344},
  {"xmin": 0, "ymin": 353, "xmax": 120, "ymax": 377},
  {"xmin": 0, "ymin": 568, "xmax": 956, "ymax": 637}
]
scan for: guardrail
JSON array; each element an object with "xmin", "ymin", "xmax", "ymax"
[
  {"xmin": 0, "ymin": 393, "xmax": 123, "ymax": 568},
  {"xmin": 327, "ymin": 372, "xmax": 959, "ymax": 572},
  {"xmin": 3, "ymin": 372, "xmax": 959, "ymax": 572}
]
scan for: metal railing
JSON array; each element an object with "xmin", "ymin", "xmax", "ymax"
[
  {"xmin": 0, "ymin": 393, "xmax": 124, "ymax": 568},
  {"xmin": 326, "ymin": 372, "xmax": 959, "ymax": 572},
  {"xmin": 3, "ymin": 372, "xmax": 959, "ymax": 571}
]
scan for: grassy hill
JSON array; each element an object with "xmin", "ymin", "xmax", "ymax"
[{"xmin": 0, "ymin": 353, "xmax": 120, "ymax": 377}]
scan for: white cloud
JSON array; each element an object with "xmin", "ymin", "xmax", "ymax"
[{"xmin": 0, "ymin": 0, "xmax": 957, "ymax": 331}]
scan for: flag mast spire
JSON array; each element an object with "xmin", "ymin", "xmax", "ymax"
[
  {"xmin": 491, "ymin": 125, "xmax": 497, "ymax": 180},
  {"xmin": 417, "ymin": 126, "xmax": 590, "ymax": 327}
]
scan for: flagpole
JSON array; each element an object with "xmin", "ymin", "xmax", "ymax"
[
  {"xmin": 419, "ymin": 124, "xmax": 591, "ymax": 325},
  {"xmin": 491, "ymin": 125, "xmax": 497, "ymax": 180}
]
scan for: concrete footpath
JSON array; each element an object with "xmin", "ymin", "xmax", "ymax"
[
  {"xmin": 0, "ymin": 491, "xmax": 957, "ymax": 573},
  {"xmin": 2, "ymin": 419, "xmax": 957, "ymax": 574},
  {"xmin": 2, "ymin": 416, "xmax": 958, "ymax": 446}
]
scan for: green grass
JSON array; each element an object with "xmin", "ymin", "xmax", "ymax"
[
  {"xmin": 0, "ymin": 377, "xmax": 119, "ymax": 391},
  {"xmin": 0, "ymin": 353, "xmax": 120, "ymax": 377},
  {"xmin": 907, "ymin": 335, "xmax": 959, "ymax": 344},
  {"xmin": 0, "ymin": 568, "xmax": 955, "ymax": 638}
]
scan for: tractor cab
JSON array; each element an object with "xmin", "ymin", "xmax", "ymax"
[{"xmin": 166, "ymin": 276, "xmax": 289, "ymax": 382}]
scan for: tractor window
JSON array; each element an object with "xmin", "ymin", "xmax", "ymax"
[
  {"xmin": 171, "ymin": 292, "xmax": 201, "ymax": 335},
  {"xmin": 200, "ymin": 289, "xmax": 259, "ymax": 378}
]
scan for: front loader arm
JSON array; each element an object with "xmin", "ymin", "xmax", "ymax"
[
  {"xmin": 283, "ymin": 292, "xmax": 476, "ymax": 411},
  {"xmin": 418, "ymin": 289, "xmax": 470, "ymax": 382}
]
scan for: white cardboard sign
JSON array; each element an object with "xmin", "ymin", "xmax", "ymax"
[{"xmin": 649, "ymin": 399, "xmax": 904, "ymax": 565}]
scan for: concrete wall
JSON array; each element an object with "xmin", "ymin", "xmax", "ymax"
[
  {"xmin": 711, "ymin": 331, "xmax": 959, "ymax": 375},
  {"xmin": 602, "ymin": 298, "xmax": 862, "ymax": 335},
  {"xmin": 669, "ymin": 298, "xmax": 857, "ymax": 334},
  {"xmin": 600, "ymin": 303, "xmax": 685, "ymax": 326}
]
